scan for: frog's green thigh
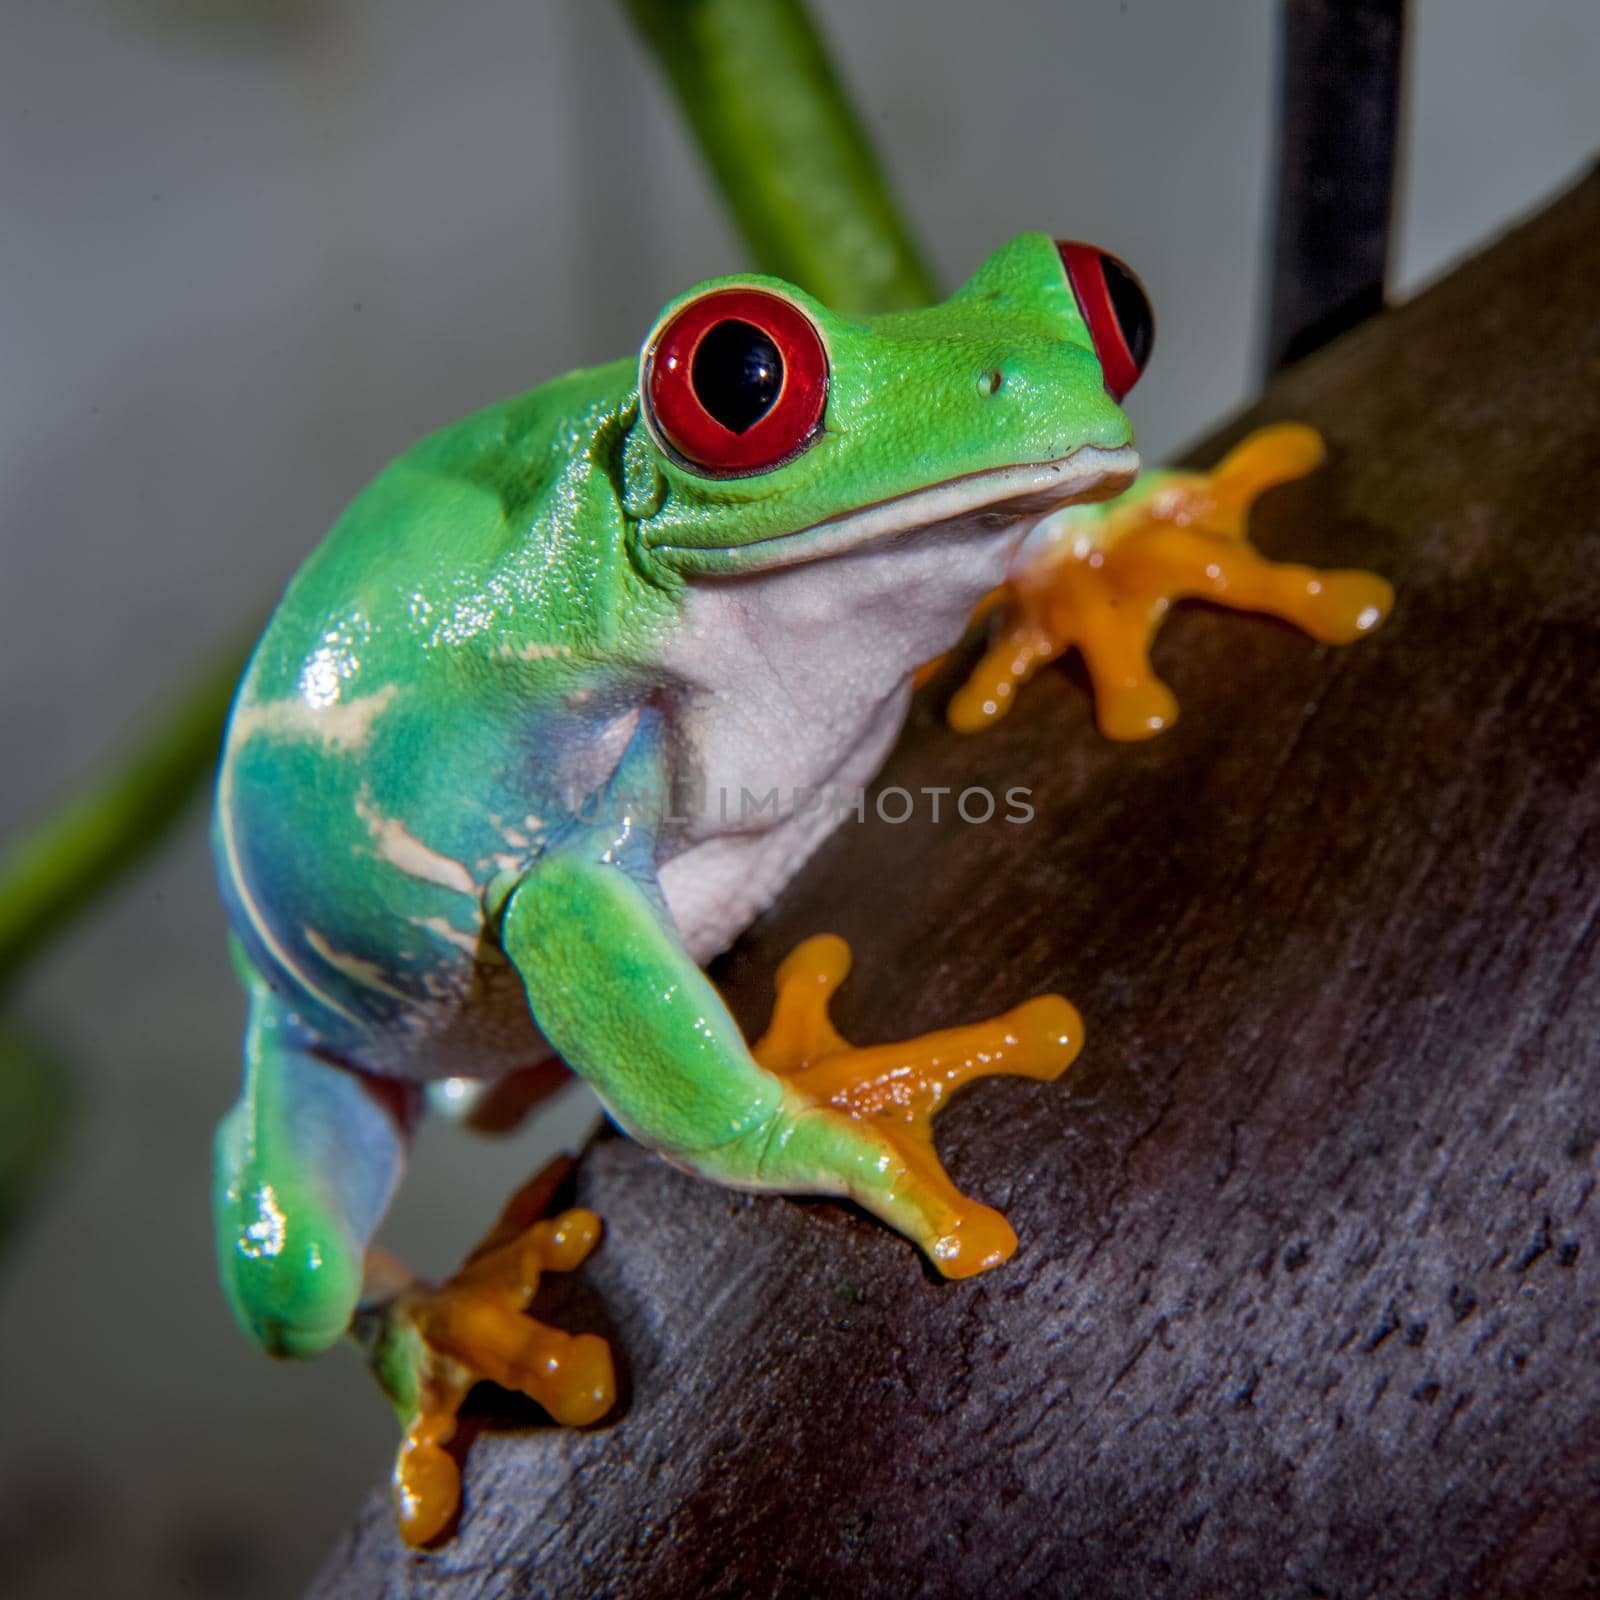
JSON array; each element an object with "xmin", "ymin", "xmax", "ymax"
[
  {"xmin": 213, "ymin": 963, "xmax": 412, "ymax": 1360},
  {"xmin": 502, "ymin": 853, "xmax": 1080, "ymax": 1278}
]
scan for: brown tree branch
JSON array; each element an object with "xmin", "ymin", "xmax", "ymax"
[{"xmin": 312, "ymin": 168, "xmax": 1600, "ymax": 1599}]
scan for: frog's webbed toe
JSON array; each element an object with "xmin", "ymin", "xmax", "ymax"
[
  {"xmin": 752, "ymin": 935, "xmax": 1082, "ymax": 1279},
  {"xmin": 361, "ymin": 1158, "xmax": 614, "ymax": 1548},
  {"xmin": 946, "ymin": 422, "xmax": 1394, "ymax": 740}
]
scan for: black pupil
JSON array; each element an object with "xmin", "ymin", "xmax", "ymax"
[
  {"xmin": 1101, "ymin": 256, "xmax": 1153, "ymax": 373},
  {"xmin": 692, "ymin": 319, "xmax": 784, "ymax": 434}
]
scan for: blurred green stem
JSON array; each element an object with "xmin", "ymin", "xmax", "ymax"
[
  {"xmin": 0, "ymin": 649, "xmax": 246, "ymax": 991},
  {"xmin": 620, "ymin": 0, "xmax": 937, "ymax": 313},
  {"xmin": 0, "ymin": 1022, "xmax": 72, "ymax": 1251}
]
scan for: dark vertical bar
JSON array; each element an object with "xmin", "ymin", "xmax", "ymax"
[{"xmin": 1264, "ymin": 0, "xmax": 1405, "ymax": 373}]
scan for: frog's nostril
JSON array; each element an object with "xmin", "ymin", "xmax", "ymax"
[{"xmin": 977, "ymin": 369, "xmax": 1004, "ymax": 398}]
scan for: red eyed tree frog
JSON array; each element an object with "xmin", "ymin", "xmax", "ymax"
[{"xmin": 212, "ymin": 234, "xmax": 1390, "ymax": 1544}]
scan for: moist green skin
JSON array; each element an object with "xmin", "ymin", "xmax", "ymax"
[{"xmin": 211, "ymin": 232, "xmax": 1137, "ymax": 1365}]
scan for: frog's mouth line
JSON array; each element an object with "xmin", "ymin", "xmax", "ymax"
[{"xmin": 652, "ymin": 445, "xmax": 1140, "ymax": 575}]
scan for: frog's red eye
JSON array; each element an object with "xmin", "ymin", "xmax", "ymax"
[
  {"xmin": 643, "ymin": 288, "xmax": 829, "ymax": 477},
  {"xmin": 1055, "ymin": 241, "xmax": 1154, "ymax": 402}
]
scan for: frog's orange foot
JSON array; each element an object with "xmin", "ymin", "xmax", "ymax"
[
  {"xmin": 946, "ymin": 422, "xmax": 1394, "ymax": 740},
  {"xmin": 364, "ymin": 1159, "xmax": 614, "ymax": 1547},
  {"xmin": 753, "ymin": 935, "xmax": 1083, "ymax": 1279}
]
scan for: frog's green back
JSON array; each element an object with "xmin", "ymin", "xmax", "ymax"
[
  {"xmin": 247, "ymin": 359, "xmax": 676, "ymax": 699},
  {"xmin": 214, "ymin": 359, "xmax": 674, "ymax": 1056}
]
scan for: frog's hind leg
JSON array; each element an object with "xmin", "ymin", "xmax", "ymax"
[
  {"xmin": 215, "ymin": 957, "xmax": 613, "ymax": 1549},
  {"xmin": 213, "ymin": 964, "xmax": 416, "ymax": 1360}
]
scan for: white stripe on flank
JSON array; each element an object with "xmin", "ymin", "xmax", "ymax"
[
  {"xmin": 354, "ymin": 789, "xmax": 477, "ymax": 896},
  {"xmin": 228, "ymin": 683, "xmax": 398, "ymax": 753},
  {"xmin": 412, "ymin": 914, "xmax": 482, "ymax": 957},
  {"xmin": 302, "ymin": 927, "xmax": 415, "ymax": 1001},
  {"xmin": 214, "ymin": 745, "xmax": 365, "ymax": 1027}
]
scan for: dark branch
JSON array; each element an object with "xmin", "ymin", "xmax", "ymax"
[{"xmin": 314, "ymin": 168, "xmax": 1600, "ymax": 1600}]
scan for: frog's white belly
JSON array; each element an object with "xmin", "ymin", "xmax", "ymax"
[
  {"xmin": 653, "ymin": 499, "xmax": 1042, "ymax": 961},
  {"xmin": 659, "ymin": 682, "xmax": 910, "ymax": 961}
]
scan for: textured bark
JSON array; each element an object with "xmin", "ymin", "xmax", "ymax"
[{"xmin": 313, "ymin": 168, "xmax": 1600, "ymax": 1599}]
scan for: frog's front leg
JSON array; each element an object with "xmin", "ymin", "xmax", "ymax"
[
  {"xmin": 947, "ymin": 423, "xmax": 1395, "ymax": 739},
  {"xmin": 502, "ymin": 852, "xmax": 1081, "ymax": 1278}
]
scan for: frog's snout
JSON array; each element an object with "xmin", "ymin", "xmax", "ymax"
[{"xmin": 1055, "ymin": 241, "xmax": 1155, "ymax": 401}]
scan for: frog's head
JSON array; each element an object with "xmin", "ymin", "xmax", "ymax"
[
  {"xmin": 623, "ymin": 234, "xmax": 1150, "ymax": 681},
  {"xmin": 629, "ymin": 233, "xmax": 1149, "ymax": 579}
]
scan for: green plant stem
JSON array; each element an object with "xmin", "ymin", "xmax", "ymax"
[
  {"xmin": 0, "ymin": 1022, "xmax": 72, "ymax": 1251},
  {"xmin": 620, "ymin": 0, "xmax": 937, "ymax": 314},
  {"xmin": 0, "ymin": 648, "xmax": 247, "ymax": 990}
]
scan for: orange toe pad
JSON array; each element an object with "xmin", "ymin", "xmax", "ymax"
[
  {"xmin": 753, "ymin": 935, "xmax": 1082, "ymax": 1279},
  {"xmin": 943, "ymin": 423, "xmax": 1393, "ymax": 740},
  {"xmin": 371, "ymin": 1160, "xmax": 615, "ymax": 1547}
]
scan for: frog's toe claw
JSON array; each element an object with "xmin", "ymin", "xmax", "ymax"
[
  {"xmin": 1096, "ymin": 675, "xmax": 1180, "ymax": 743},
  {"xmin": 1296, "ymin": 569, "xmax": 1395, "ymax": 643},
  {"xmin": 753, "ymin": 936, "xmax": 1082, "ymax": 1279},
  {"xmin": 946, "ymin": 624, "xmax": 1054, "ymax": 733},
  {"xmin": 931, "ymin": 1204, "xmax": 1019, "ymax": 1279},
  {"xmin": 945, "ymin": 423, "xmax": 1391, "ymax": 739},
  {"xmin": 364, "ymin": 1159, "xmax": 615, "ymax": 1548},
  {"xmin": 394, "ymin": 1419, "xmax": 463, "ymax": 1549},
  {"xmin": 529, "ymin": 1331, "xmax": 615, "ymax": 1425}
]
